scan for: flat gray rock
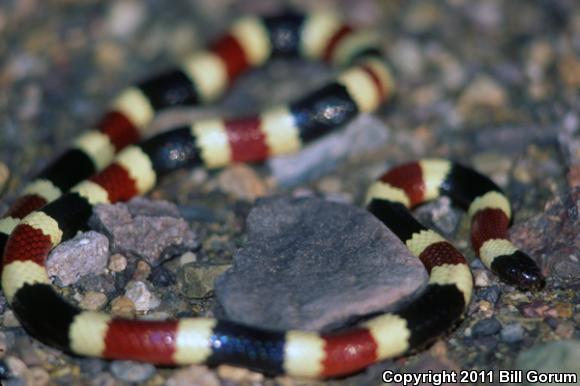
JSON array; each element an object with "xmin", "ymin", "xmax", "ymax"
[{"xmin": 214, "ymin": 197, "xmax": 428, "ymax": 331}]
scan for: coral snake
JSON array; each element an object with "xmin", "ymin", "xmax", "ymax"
[{"xmin": 0, "ymin": 11, "xmax": 544, "ymax": 378}]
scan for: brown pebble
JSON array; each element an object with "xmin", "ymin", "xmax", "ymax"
[
  {"xmin": 108, "ymin": 253, "xmax": 128, "ymax": 272},
  {"xmin": 478, "ymin": 300, "xmax": 493, "ymax": 314},
  {"xmin": 132, "ymin": 260, "xmax": 151, "ymax": 281},
  {"xmin": 554, "ymin": 321, "xmax": 575, "ymax": 339},
  {"xmin": 27, "ymin": 366, "xmax": 50, "ymax": 386},
  {"xmin": 529, "ymin": 40, "xmax": 554, "ymax": 69},
  {"xmin": 457, "ymin": 75, "xmax": 507, "ymax": 116},
  {"xmin": 94, "ymin": 40, "xmax": 126, "ymax": 71},
  {"xmin": 79, "ymin": 291, "xmax": 108, "ymax": 311},
  {"xmin": 0, "ymin": 161, "xmax": 9, "ymax": 193},
  {"xmin": 217, "ymin": 365, "xmax": 264, "ymax": 383},
  {"xmin": 559, "ymin": 55, "xmax": 580, "ymax": 88},
  {"xmin": 429, "ymin": 340, "xmax": 448, "ymax": 358},
  {"xmin": 554, "ymin": 303, "xmax": 573, "ymax": 319},
  {"xmin": 110, "ymin": 296, "xmax": 136, "ymax": 318},
  {"xmin": 217, "ymin": 165, "xmax": 268, "ymax": 201}
]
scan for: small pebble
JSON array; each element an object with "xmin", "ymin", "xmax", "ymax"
[
  {"xmin": 165, "ymin": 365, "xmax": 220, "ymax": 386},
  {"xmin": 106, "ymin": 0, "xmax": 145, "ymax": 39},
  {"xmin": 132, "ymin": 260, "xmax": 151, "ymax": 281},
  {"xmin": 110, "ymin": 296, "xmax": 136, "ymax": 318},
  {"xmin": 479, "ymin": 285, "xmax": 501, "ymax": 304},
  {"xmin": 94, "ymin": 40, "xmax": 125, "ymax": 70},
  {"xmin": 110, "ymin": 360, "xmax": 155, "ymax": 383},
  {"xmin": 404, "ymin": 3, "xmax": 441, "ymax": 33},
  {"xmin": 478, "ymin": 300, "xmax": 493, "ymax": 314},
  {"xmin": 217, "ymin": 164, "xmax": 268, "ymax": 201},
  {"xmin": 27, "ymin": 366, "xmax": 50, "ymax": 386},
  {"xmin": 559, "ymin": 55, "xmax": 580, "ymax": 88},
  {"xmin": 500, "ymin": 323, "xmax": 524, "ymax": 343},
  {"xmin": 392, "ymin": 38, "xmax": 425, "ymax": 78},
  {"xmin": 124, "ymin": 281, "xmax": 160, "ymax": 312},
  {"xmin": 554, "ymin": 303, "xmax": 573, "ymax": 318},
  {"xmin": 555, "ymin": 321, "xmax": 575, "ymax": 339},
  {"xmin": 108, "ymin": 254, "xmax": 127, "ymax": 272},
  {"xmin": 457, "ymin": 75, "xmax": 507, "ymax": 116},
  {"xmin": 0, "ymin": 162, "xmax": 9, "ymax": 194},
  {"xmin": 473, "ymin": 270, "xmax": 491, "ymax": 287},
  {"xmin": 471, "ymin": 317, "xmax": 502, "ymax": 337},
  {"xmin": 79, "ymin": 291, "xmax": 107, "ymax": 311},
  {"xmin": 217, "ymin": 365, "xmax": 264, "ymax": 383}
]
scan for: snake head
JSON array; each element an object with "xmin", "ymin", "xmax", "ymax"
[{"xmin": 492, "ymin": 251, "xmax": 545, "ymax": 290}]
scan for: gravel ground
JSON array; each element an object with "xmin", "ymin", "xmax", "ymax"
[{"xmin": 0, "ymin": 1, "xmax": 579, "ymax": 385}]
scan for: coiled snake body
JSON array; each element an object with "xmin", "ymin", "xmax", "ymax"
[{"xmin": 0, "ymin": 11, "xmax": 544, "ymax": 378}]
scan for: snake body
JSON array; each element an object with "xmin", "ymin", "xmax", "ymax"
[{"xmin": 1, "ymin": 11, "xmax": 543, "ymax": 379}]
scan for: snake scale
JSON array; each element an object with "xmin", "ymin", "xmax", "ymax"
[{"xmin": 0, "ymin": 11, "xmax": 544, "ymax": 378}]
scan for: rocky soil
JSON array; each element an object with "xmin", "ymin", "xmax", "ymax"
[{"xmin": 0, "ymin": 1, "xmax": 579, "ymax": 385}]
